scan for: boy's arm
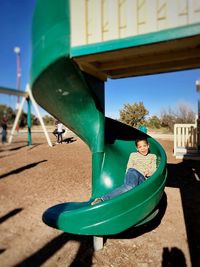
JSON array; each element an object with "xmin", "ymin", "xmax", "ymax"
[
  {"xmin": 152, "ymin": 154, "xmax": 157, "ymax": 173},
  {"xmin": 126, "ymin": 153, "xmax": 135, "ymax": 172},
  {"xmin": 146, "ymin": 154, "xmax": 157, "ymax": 176}
]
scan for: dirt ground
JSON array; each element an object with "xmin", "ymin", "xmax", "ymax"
[{"xmin": 0, "ymin": 131, "xmax": 199, "ymax": 267}]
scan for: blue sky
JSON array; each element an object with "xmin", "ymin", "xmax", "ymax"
[
  {"xmin": 105, "ymin": 70, "xmax": 200, "ymax": 119},
  {"xmin": 0, "ymin": 0, "xmax": 36, "ymax": 112},
  {"xmin": 0, "ymin": 0, "xmax": 199, "ymax": 118}
]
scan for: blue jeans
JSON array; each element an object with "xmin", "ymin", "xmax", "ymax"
[
  {"xmin": 57, "ymin": 132, "xmax": 63, "ymax": 143},
  {"xmin": 2, "ymin": 129, "xmax": 7, "ymax": 143},
  {"xmin": 101, "ymin": 168, "xmax": 146, "ymax": 201}
]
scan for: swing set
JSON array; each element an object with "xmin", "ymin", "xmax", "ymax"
[{"xmin": 0, "ymin": 84, "xmax": 52, "ymax": 147}]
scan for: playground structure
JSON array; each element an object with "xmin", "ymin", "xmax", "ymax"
[
  {"xmin": 0, "ymin": 85, "xmax": 52, "ymax": 147},
  {"xmin": 30, "ymin": 0, "xmax": 200, "ymax": 246},
  {"xmin": 174, "ymin": 120, "xmax": 200, "ymax": 160},
  {"xmin": 174, "ymin": 81, "xmax": 200, "ymax": 159}
]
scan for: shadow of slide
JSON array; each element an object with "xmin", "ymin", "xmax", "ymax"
[
  {"xmin": 14, "ymin": 233, "xmax": 93, "ymax": 267},
  {"xmin": 0, "ymin": 160, "xmax": 47, "ymax": 180}
]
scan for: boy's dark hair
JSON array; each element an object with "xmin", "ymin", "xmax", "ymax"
[{"xmin": 135, "ymin": 136, "xmax": 148, "ymax": 147}]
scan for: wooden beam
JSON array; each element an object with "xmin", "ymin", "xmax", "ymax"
[
  {"xmin": 108, "ymin": 58, "xmax": 200, "ymax": 79},
  {"xmin": 97, "ymin": 47, "xmax": 200, "ymax": 71},
  {"xmin": 74, "ymin": 62, "xmax": 107, "ymax": 81}
]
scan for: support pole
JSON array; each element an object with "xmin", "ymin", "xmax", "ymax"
[
  {"xmin": 93, "ymin": 236, "xmax": 104, "ymax": 251},
  {"xmin": 27, "ymin": 96, "xmax": 32, "ymax": 146},
  {"xmin": 26, "ymin": 84, "xmax": 52, "ymax": 147}
]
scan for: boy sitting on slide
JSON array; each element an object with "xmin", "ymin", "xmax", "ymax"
[{"xmin": 91, "ymin": 136, "xmax": 157, "ymax": 205}]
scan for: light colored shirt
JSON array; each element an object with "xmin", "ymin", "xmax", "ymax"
[
  {"xmin": 57, "ymin": 123, "xmax": 63, "ymax": 133},
  {"xmin": 126, "ymin": 152, "xmax": 157, "ymax": 177}
]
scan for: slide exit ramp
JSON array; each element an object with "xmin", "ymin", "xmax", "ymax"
[{"xmin": 31, "ymin": 0, "xmax": 167, "ymax": 235}]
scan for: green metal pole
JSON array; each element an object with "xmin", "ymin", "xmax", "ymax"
[{"xmin": 27, "ymin": 97, "xmax": 32, "ymax": 146}]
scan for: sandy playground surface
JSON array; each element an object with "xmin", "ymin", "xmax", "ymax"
[{"xmin": 0, "ymin": 131, "xmax": 200, "ymax": 267}]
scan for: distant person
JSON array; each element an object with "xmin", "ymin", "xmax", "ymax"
[
  {"xmin": 1, "ymin": 114, "xmax": 8, "ymax": 144},
  {"xmin": 53, "ymin": 120, "xmax": 65, "ymax": 144},
  {"xmin": 52, "ymin": 120, "xmax": 58, "ymax": 140},
  {"xmin": 91, "ymin": 136, "xmax": 157, "ymax": 205},
  {"xmin": 57, "ymin": 122, "xmax": 64, "ymax": 144}
]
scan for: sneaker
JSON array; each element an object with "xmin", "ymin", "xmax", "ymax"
[{"xmin": 91, "ymin": 198, "xmax": 103, "ymax": 205}]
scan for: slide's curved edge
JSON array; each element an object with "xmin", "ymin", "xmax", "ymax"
[
  {"xmin": 42, "ymin": 167, "xmax": 167, "ymax": 235},
  {"xmin": 42, "ymin": 130, "xmax": 167, "ymax": 235}
]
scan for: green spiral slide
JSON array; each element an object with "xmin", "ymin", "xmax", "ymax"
[{"xmin": 31, "ymin": 0, "xmax": 167, "ymax": 235}]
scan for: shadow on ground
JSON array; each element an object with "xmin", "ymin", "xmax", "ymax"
[
  {"xmin": 14, "ymin": 233, "xmax": 94, "ymax": 267},
  {"xmin": 0, "ymin": 160, "xmax": 47, "ymax": 180},
  {"xmin": 63, "ymin": 137, "xmax": 77, "ymax": 144},
  {"xmin": 1, "ymin": 144, "xmax": 27, "ymax": 152},
  {"xmin": 0, "ymin": 208, "xmax": 23, "ymax": 224},
  {"xmin": 166, "ymin": 160, "xmax": 200, "ymax": 267},
  {"xmin": 12, "ymin": 194, "xmax": 168, "ymax": 267},
  {"xmin": 162, "ymin": 247, "xmax": 187, "ymax": 267}
]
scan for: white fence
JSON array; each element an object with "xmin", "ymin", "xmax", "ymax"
[{"xmin": 174, "ymin": 123, "xmax": 197, "ymax": 156}]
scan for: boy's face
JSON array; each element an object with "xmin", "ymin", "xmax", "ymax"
[{"xmin": 136, "ymin": 140, "xmax": 149, "ymax": 156}]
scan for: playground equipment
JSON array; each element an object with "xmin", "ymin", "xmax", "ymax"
[
  {"xmin": 31, "ymin": 0, "xmax": 200, "ymax": 237},
  {"xmin": 174, "ymin": 79, "xmax": 200, "ymax": 160},
  {"xmin": 0, "ymin": 85, "xmax": 52, "ymax": 147},
  {"xmin": 174, "ymin": 121, "xmax": 199, "ymax": 160}
]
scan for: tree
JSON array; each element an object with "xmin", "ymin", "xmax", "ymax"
[
  {"xmin": 0, "ymin": 105, "xmax": 15, "ymax": 124},
  {"xmin": 43, "ymin": 115, "xmax": 55, "ymax": 125},
  {"xmin": 160, "ymin": 111, "xmax": 176, "ymax": 131},
  {"xmin": 176, "ymin": 102, "xmax": 195, "ymax": 123},
  {"xmin": 147, "ymin": 115, "xmax": 161, "ymax": 129},
  {"xmin": 160, "ymin": 102, "xmax": 195, "ymax": 132},
  {"xmin": 0, "ymin": 104, "xmax": 42, "ymax": 127},
  {"xmin": 119, "ymin": 102, "xmax": 149, "ymax": 127}
]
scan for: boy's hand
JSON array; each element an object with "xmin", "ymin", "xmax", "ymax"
[{"xmin": 144, "ymin": 170, "xmax": 151, "ymax": 177}]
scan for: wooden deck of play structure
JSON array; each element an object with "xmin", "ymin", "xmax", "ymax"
[{"xmin": 70, "ymin": 0, "xmax": 200, "ymax": 81}]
